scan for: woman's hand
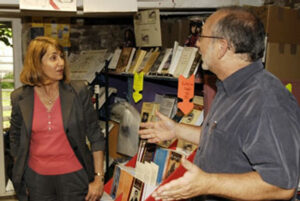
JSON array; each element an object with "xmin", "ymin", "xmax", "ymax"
[{"xmin": 85, "ymin": 177, "xmax": 104, "ymax": 201}]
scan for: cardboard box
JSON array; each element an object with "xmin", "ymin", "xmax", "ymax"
[
  {"xmin": 249, "ymin": 5, "xmax": 300, "ymax": 44},
  {"xmin": 265, "ymin": 42, "xmax": 300, "ymax": 80},
  {"xmin": 249, "ymin": 6, "xmax": 300, "ymax": 80}
]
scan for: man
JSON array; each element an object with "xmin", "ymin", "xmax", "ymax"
[{"xmin": 139, "ymin": 6, "xmax": 300, "ymax": 201}]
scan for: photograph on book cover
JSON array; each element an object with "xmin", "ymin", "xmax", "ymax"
[{"xmin": 128, "ymin": 178, "xmax": 144, "ymax": 201}]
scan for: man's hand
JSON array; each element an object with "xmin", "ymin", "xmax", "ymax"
[
  {"xmin": 139, "ymin": 111, "xmax": 177, "ymax": 143},
  {"xmin": 152, "ymin": 158, "xmax": 211, "ymax": 200},
  {"xmin": 85, "ymin": 177, "xmax": 104, "ymax": 201}
]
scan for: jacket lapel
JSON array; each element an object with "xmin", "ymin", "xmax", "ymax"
[
  {"xmin": 19, "ymin": 86, "xmax": 34, "ymax": 136},
  {"xmin": 59, "ymin": 81, "xmax": 75, "ymax": 132}
]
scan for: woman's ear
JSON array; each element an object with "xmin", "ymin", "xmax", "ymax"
[{"xmin": 217, "ymin": 39, "xmax": 229, "ymax": 59}]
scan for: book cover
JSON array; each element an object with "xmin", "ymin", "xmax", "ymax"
[
  {"xmin": 141, "ymin": 143, "xmax": 157, "ymax": 163},
  {"xmin": 136, "ymin": 48, "xmax": 153, "ymax": 72},
  {"xmin": 187, "ymin": 51, "xmax": 201, "ymax": 77},
  {"xmin": 141, "ymin": 50, "xmax": 160, "ymax": 74},
  {"xmin": 116, "ymin": 165, "xmax": 135, "ymax": 201},
  {"xmin": 108, "ymin": 48, "xmax": 122, "ymax": 70},
  {"xmin": 110, "ymin": 165, "xmax": 121, "ymax": 199},
  {"xmin": 125, "ymin": 48, "xmax": 136, "ymax": 72},
  {"xmin": 128, "ymin": 178, "xmax": 144, "ymax": 201},
  {"xmin": 116, "ymin": 47, "xmax": 134, "ymax": 73},
  {"xmin": 160, "ymin": 41, "xmax": 180, "ymax": 75},
  {"xmin": 163, "ymin": 150, "xmax": 183, "ymax": 179},
  {"xmin": 140, "ymin": 102, "xmax": 160, "ymax": 123},
  {"xmin": 180, "ymin": 109, "xmax": 203, "ymax": 126},
  {"xmin": 148, "ymin": 48, "xmax": 168, "ymax": 75},
  {"xmin": 153, "ymin": 148, "xmax": 170, "ymax": 184},
  {"xmin": 154, "ymin": 94, "xmax": 177, "ymax": 118},
  {"xmin": 137, "ymin": 139, "xmax": 147, "ymax": 162},
  {"xmin": 165, "ymin": 45, "xmax": 183, "ymax": 76},
  {"xmin": 157, "ymin": 48, "xmax": 173, "ymax": 74},
  {"xmin": 174, "ymin": 46, "xmax": 198, "ymax": 78},
  {"xmin": 128, "ymin": 49, "xmax": 147, "ymax": 73},
  {"xmin": 176, "ymin": 139, "xmax": 198, "ymax": 156}
]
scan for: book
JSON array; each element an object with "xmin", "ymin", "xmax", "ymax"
[
  {"xmin": 136, "ymin": 48, "xmax": 153, "ymax": 72},
  {"xmin": 110, "ymin": 165, "xmax": 121, "ymax": 199},
  {"xmin": 180, "ymin": 109, "xmax": 203, "ymax": 126},
  {"xmin": 176, "ymin": 139, "xmax": 197, "ymax": 156},
  {"xmin": 174, "ymin": 46, "xmax": 198, "ymax": 78},
  {"xmin": 140, "ymin": 143, "xmax": 157, "ymax": 163},
  {"xmin": 127, "ymin": 49, "xmax": 147, "ymax": 73},
  {"xmin": 153, "ymin": 147, "xmax": 170, "ymax": 184},
  {"xmin": 177, "ymin": 108, "xmax": 204, "ymax": 155},
  {"xmin": 193, "ymin": 95, "xmax": 204, "ymax": 111},
  {"xmin": 69, "ymin": 49, "xmax": 108, "ymax": 82},
  {"xmin": 163, "ymin": 150, "xmax": 183, "ymax": 179},
  {"xmin": 140, "ymin": 102, "xmax": 160, "ymax": 123},
  {"xmin": 157, "ymin": 48, "xmax": 173, "ymax": 74},
  {"xmin": 116, "ymin": 165, "xmax": 135, "ymax": 201},
  {"xmin": 137, "ymin": 140, "xmax": 147, "ymax": 162},
  {"xmin": 135, "ymin": 161, "xmax": 158, "ymax": 200},
  {"xmin": 187, "ymin": 51, "xmax": 201, "ymax": 77},
  {"xmin": 141, "ymin": 50, "xmax": 160, "ymax": 74},
  {"xmin": 125, "ymin": 48, "xmax": 136, "ymax": 72},
  {"xmin": 108, "ymin": 48, "xmax": 122, "ymax": 70},
  {"xmin": 166, "ymin": 45, "xmax": 183, "ymax": 76},
  {"xmin": 116, "ymin": 47, "xmax": 135, "ymax": 73},
  {"xmin": 154, "ymin": 94, "xmax": 177, "ymax": 118},
  {"xmin": 128, "ymin": 178, "xmax": 144, "ymax": 201},
  {"xmin": 148, "ymin": 48, "xmax": 169, "ymax": 75},
  {"xmin": 158, "ymin": 41, "xmax": 179, "ymax": 75}
]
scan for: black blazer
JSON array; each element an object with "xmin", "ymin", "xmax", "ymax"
[{"xmin": 9, "ymin": 80, "xmax": 105, "ymax": 199}]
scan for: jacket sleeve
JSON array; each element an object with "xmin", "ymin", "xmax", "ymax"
[
  {"xmin": 75, "ymin": 81, "xmax": 105, "ymax": 152},
  {"xmin": 9, "ymin": 89, "xmax": 23, "ymax": 158}
]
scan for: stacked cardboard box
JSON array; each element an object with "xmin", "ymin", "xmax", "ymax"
[{"xmin": 249, "ymin": 5, "xmax": 300, "ymax": 80}]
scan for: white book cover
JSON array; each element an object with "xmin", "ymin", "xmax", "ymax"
[
  {"xmin": 182, "ymin": 47, "xmax": 198, "ymax": 78},
  {"xmin": 108, "ymin": 48, "xmax": 122, "ymax": 70},
  {"xmin": 168, "ymin": 45, "xmax": 183, "ymax": 75}
]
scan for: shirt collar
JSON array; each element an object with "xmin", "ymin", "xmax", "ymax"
[{"xmin": 219, "ymin": 60, "xmax": 264, "ymax": 96}]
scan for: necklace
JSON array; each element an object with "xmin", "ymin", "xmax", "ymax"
[{"xmin": 41, "ymin": 86, "xmax": 57, "ymax": 105}]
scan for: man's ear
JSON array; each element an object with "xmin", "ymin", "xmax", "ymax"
[{"xmin": 217, "ymin": 39, "xmax": 229, "ymax": 59}]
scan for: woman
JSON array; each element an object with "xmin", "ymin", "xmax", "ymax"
[{"xmin": 9, "ymin": 36, "xmax": 105, "ymax": 201}]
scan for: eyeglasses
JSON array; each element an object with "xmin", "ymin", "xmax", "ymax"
[{"xmin": 198, "ymin": 35, "xmax": 224, "ymax": 40}]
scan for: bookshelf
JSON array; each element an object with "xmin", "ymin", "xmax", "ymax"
[{"xmin": 96, "ymin": 72, "xmax": 204, "ymax": 113}]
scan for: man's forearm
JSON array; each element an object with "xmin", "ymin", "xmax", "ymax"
[
  {"xmin": 175, "ymin": 123, "xmax": 201, "ymax": 145},
  {"xmin": 207, "ymin": 171, "xmax": 295, "ymax": 200}
]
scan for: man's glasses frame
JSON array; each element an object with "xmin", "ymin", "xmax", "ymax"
[{"xmin": 198, "ymin": 35, "xmax": 224, "ymax": 40}]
